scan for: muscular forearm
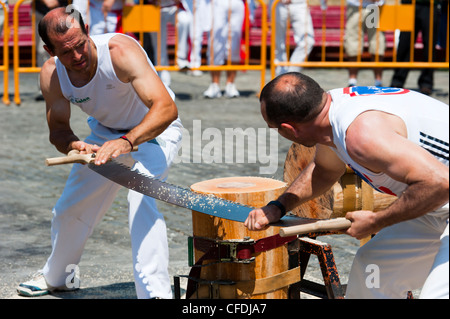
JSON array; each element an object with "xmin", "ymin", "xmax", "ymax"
[
  {"xmin": 91, "ymin": 100, "xmax": 178, "ymax": 165},
  {"xmin": 374, "ymin": 179, "xmax": 449, "ymax": 230},
  {"xmin": 121, "ymin": 103, "xmax": 177, "ymax": 147},
  {"xmin": 346, "ymin": 177, "xmax": 448, "ymax": 239},
  {"xmin": 49, "ymin": 129, "xmax": 80, "ymax": 154},
  {"xmin": 244, "ymin": 159, "xmax": 343, "ymax": 230},
  {"xmin": 278, "ymin": 161, "xmax": 342, "ymax": 211}
]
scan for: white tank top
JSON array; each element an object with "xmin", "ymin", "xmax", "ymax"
[
  {"xmin": 55, "ymin": 33, "xmax": 179, "ymax": 131},
  {"xmin": 328, "ymin": 86, "xmax": 449, "ymax": 197}
]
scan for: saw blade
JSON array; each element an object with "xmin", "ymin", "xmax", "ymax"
[
  {"xmin": 87, "ymin": 159, "xmax": 315, "ymax": 227},
  {"xmin": 88, "ymin": 159, "xmax": 255, "ymax": 222}
]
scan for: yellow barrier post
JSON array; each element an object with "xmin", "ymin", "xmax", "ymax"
[
  {"xmin": 13, "ymin": 0, "xmax": 40, "ymax": 105},
  {"xmin": 270, "ymin": 0, "xmax": 279, "ymax": 79},
  {"xmin": 122, "ymin": 0, "xmax": 161, "ymax": 65},
  {"xmin": 1, "ymin": 0, "xmax": 10, "ymax": 105}
]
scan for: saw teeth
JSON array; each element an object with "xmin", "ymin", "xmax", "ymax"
[
  {"xmin": 113, "ymin": 160, "xmax": 255, "ymax": 210},
  {"xmin": 88, "ymin": 159, "xmax": 255, "ymax": 221}
]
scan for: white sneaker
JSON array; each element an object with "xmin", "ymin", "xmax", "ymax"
[
  {"xmin": 224, "ymin": 82, "xmax": 240, "ymax": 98},
  {"xmin": 203, "ymin": 83, "xmax": 222, "ymax": 98},
  {"xmin": 188, "ymin": 70, "xmax": 203, "ymax": 77},
  {"xmin": 177, "ymin": 59, "xmax": 190, "ymax": 70},
  {"xmin": 17, "ymin": 271, "xmax": 79, "ymax": 297}
]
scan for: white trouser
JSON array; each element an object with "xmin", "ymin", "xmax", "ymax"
[
  {"xmin": 271, "ymin": 1, "xmax": 315, "ymax": 76},
  {"xmin": 151, "ymin": 6, "xmax": 192, "ymax": 67},
  {"xmin": 185, "ymin": 0, "xmax": 210, "ymax": 68},
  {"xmin": 43, "ymin": 117, "xmax": 182, "ymax": 299},
  {"xmin": 89, "ymin": 4, "xmax": 122, "ymax": 36},
  {"xmin": 208, "ymin": 0, "xmax": 245, "ymax": 65},
  {"xmin": 346, "ymin": 208, "xmax": 449, "ymax": 299}
]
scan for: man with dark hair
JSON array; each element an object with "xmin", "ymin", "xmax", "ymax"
[
  {"xmin": 245, "ymin": 72, "xmax": 449, "ymax": 298},
  {"xmin": 17, "ymin": 7, "xmax": 183, "ymax": 298},
  {"xmin": 260, "ymin": 72, "xmax": 325, "ymax": 125},
  {"xmin": 37, "ymin": 5, "xmax": 87, "ymax": 52}
]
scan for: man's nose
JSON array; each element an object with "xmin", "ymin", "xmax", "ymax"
[{"xmin": 72, "ymin": 49, "xmax": 82, "ymax": 61}]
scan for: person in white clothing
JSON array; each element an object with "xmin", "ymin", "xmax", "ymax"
[
  {"xmin": 71, "ymin": 0, "xmax": 88, "ymax": 22},
  {"xmin": 17, "ymin": 7, "xmax": 183, "ymax": 299},
  {"xmin": 150, "ymin": 0, "xmax": 192, "ymax": 86},
  {"xmin": 203, "ymin": 0, "xmax": 245, "ymax": 99},
  {"xmin": 269, "ymin": 0, "xmax": 315, "ymax": 76},
  {"xmin": 89, "ymin": 0, "xmax": 124, "ymax": 35},
  {"xmin": 184, "ymin": 0, "xmax": 210, "ymax": 76},
  {"xmin": 344, "ymin": 0, "xmax": 385, "ymax": 87},
  {"xmin": 245, "ymin": 72, "xmax": 449, "ymax": 299},
  {"xmin": 0, "ymin": 0, "xmax": 7, "ymax": 37}
]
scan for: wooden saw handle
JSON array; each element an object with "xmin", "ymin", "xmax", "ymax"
[
  {"xmin": 279, "ymin": 217, "xmax": 351, "ymax": 237},
  {"xmin": 45, "ymin": 150, "xmax": 95, "ymax": 166},
  {"xmin": 45, "ymin": 146, "xmax": 139, "ymax": 166}
]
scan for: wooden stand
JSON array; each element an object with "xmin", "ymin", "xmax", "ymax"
[{"xmin": 189, "ymin": 176, "xmax": 291, "ymax": 299}]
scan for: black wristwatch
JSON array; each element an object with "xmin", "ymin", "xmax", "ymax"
[{"xmin": 267, "ymin": 200, "xmax": 287, "ymax": 218}]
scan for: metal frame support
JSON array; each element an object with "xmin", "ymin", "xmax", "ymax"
[
  {"xmin": 175, "ymin": 236, "xmax": 347, "ymax": 299},
  {"xmin": 289, "ymin": 237, "xmax": 346, "ymax": 299}
]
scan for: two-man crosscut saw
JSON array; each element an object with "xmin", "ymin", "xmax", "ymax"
[{"xmin": 45, "ymin": 152, "xmax": 351, "ymax": 236}]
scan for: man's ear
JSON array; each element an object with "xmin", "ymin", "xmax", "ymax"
[
  {"xmin": 43, "ymin": 45, "xmax": 55, "ymax": 57},
  {"xmin": 85, "ymin": 24, "xmax": 89, "ymax": 35},
  {"xmin": 280, "ymin": 122, "xmax": 299, "ymax": 138}
]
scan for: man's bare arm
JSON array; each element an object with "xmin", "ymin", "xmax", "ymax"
[
  {"xmin": 245, "ymin": 144, "xmax": 346, "ymax": 230},
  {"xmin": 41, "ymin": 58, "xmax": 95, "ymax": 155},
  {"xmin": 279, "ymin": 144, "xmax": 347, "ymax": 211},
  {"xmin": 344, "ymin": 111, "xmax": 449, "ymax": 239},
  {"xmin": 93, "ymin": 35, "xmax": 178, "ymax": 164}
]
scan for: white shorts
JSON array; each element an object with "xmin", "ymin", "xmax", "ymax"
[{"xmin": 346, "ymin": 207, "xmax": 449, "ymax": 299}]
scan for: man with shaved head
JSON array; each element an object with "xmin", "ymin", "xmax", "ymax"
[
  {"xmin": 17, "ymin": 7, "xmax": 183, "ymax": 298},
  {"xmin": 245, "ymin": 72, "xmax": 449, "ymax": 299}
]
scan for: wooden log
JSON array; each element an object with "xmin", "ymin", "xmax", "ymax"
[
  {"xmin": 283, "ymin": 143, "xmax": 396, "ymax": 219},
  {"xmin": 190, "ymin": 176, "xmax": 290, "ymax": 299}
]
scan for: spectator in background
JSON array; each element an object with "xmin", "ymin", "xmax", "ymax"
[
  {"xmin": 71, "ymin": 0, "xmax": 88, "ymax": 21},
  {"xmin": 0, "ymin": 1, "xmax": 7, "ymax": 38},
  {"xmin": 185, "ymin": 0, "xmax": 211, "ymax": 77},
  {"xmin": 89, "ymin": 0, "xmax": 124, "ymax": 35},
  {"xmin": 35, "ymin": 0, "xmax": 68, "ymax": 100},
  {"xmin": 150, "ymin": 0, "xmax": 192, "ymax": 87},
  {"xmin": 203, "ymin": 0, "xmax": 245, "ymax": 99},
  {"xmin": 269, "ymin": 0, "xmax": 315, "ymax": 76},
  {"xmin": 344, "ymin": 0, "xmax": 385, "ymax": 87},
  {"xmin": 435, "ymin": 0, "xmax": 447, "ymax": 51},
  {"xmin": 390, "ymin": 0, "xmax": 441, "ymax": 96},
  {"xmin": 36, "ymin": 0, "xmax": 69, "ymax": 67}
]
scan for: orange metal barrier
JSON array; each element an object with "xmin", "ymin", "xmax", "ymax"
[
  {"xmin": 10, "ymin": 0, "xmax": 269, "ymax": 104},
  {"xmin": 124, "ymin": 0, "xmax": 268, "ymax": 92},
  {"xmin": 0, "ymin": 0, "xmax": 9, "ymax": 105},
  {"xmin": 11, "ymin": 0, "xmax": 446, "ymax": 104},
  {"xmin": 270, "ymin": 0, "xmax": 449, "ymax": 77},
  {"xmin": 122, "ymin": 1, "xmax": 162, "ymax": 65},
  {"xmin": 13, "ymin": 0, "xmax": 39, "ymax": 105}
]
